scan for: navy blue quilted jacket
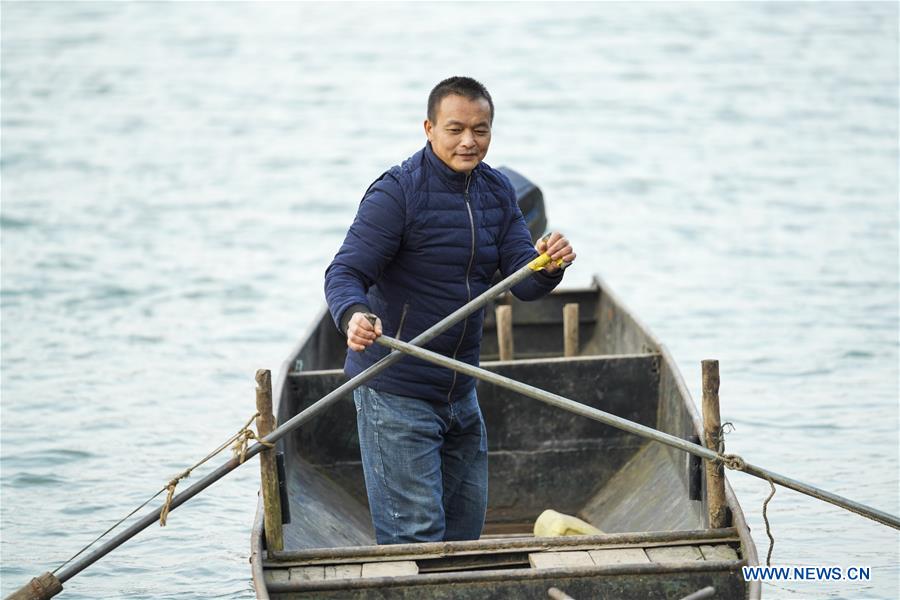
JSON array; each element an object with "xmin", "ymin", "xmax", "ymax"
[{"xmin": 324, "ymin": 143, "xmax": 563, "ymax": 403}]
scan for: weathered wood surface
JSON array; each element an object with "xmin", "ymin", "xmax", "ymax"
[
  {"xmin": 264, "ymin": 539, "xmax": 739, "ymax": 583},
  {"xmin": 480, "ymin": 289, "xmax": 601, "ymax": 359},
  {"xmin": 645, "ymin": 545, "xmax": 704, "ymax": 563},
  {"xmin": 284, "ymin": 353, "xmax": 660, "ymax": 532},
  {"xmin": 702, "ymin": 359, "xmax": 727, "ymax": 529},
  {"xmin": 264, "ymin": 569, "xmax": 290, "ymax": 585},
  {"xmin": 289, "ymin": 566, "xmax": 324, "ymax": 581},
  {"xmin": 563, "ymin": 303, "xmax": 579, "ymax": 357},
  {"xmin": 265, "ymin": 564, "xmax": 747, "ymax": 599},
  {"xmin": 699, "ymin": 544, "xmax": 739, "ymax": 561},
  {"xmin": 529, "ymin": 551, "xmax": 594, "ymax": 569},
  {"xmin": 589, "ymin": 548, "xmax": 650, "ymax": 565},
  {"xmin": 256, "ymin": 369, "xmax": 284, "ymax": 553},
  {"xmin": 496, "ymin": 305, "xmax": 514, "ymax": 361},
  {"xmin": 361, "ymin": 561, "xmax": 418, "ymax": 578},
  {"xmin": 325, "ymin": 564, "xmax": 362, "ymax": 580},
  {"xmin": 5, "ymin": 572, "xmax": 63, "ymax": 600},
  {"xmin": 266, "ymin": 529, "xmax": 740, "ymax": 566},
  {"xmin": 581, "ymin": 442, "xmax": 705, "ymax": 533}
]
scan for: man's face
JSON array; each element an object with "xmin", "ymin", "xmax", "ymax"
[{"xmin": 424, "ymin": 94, "xmax": 492, "ymax": 174}]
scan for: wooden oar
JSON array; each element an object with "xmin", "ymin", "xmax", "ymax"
[
  {"xmin": 374, "ymin": 333, "xmax": 900, "ymax": 531},
  {"xmin": 6, "ymin": 254, "xmax": 559, "ymax": 600}
]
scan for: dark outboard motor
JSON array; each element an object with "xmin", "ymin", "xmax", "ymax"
[{"xmin": 498, "ymin": 167, "xmax": 547, "ymax": 244}]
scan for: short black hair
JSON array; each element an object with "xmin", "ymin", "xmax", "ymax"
[{"xmin": 427, "ymin": 76, "xmax": 494, "ymax": 124}]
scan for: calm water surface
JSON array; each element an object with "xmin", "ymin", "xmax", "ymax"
[{"xmin": 2, "ymin": 2, "xmax": 897, "ymax": 598}]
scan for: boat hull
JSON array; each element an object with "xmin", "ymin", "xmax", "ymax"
[{"xmin": 251, "ymin": 277, "xmax": 759, "ymax": 598}]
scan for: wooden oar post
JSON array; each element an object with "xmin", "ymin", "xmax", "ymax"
[
  {"xmin": 702, "ymin": 360, "xmax": 728, "ymax": 529},
  {"xmin": 256, "ymin": 369, "xmax": 284, "ymax": 553},
  {"xmin": 563, "ymin": 303, "xmax": 579, "ymax": 357},
  {"xmin": 496, "ymin": 305, "xmax": 514, "ymax": 361}
]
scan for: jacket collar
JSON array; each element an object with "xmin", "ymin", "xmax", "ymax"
[{"xmin": 424, "ymin": 142, "xmax": 480, "ymax": 192}]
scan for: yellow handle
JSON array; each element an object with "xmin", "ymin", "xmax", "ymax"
[{"xmin": 528, "ymin": 253, "xmax": 565, "ymax": 271}]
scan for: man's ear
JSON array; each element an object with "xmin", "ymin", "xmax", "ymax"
[{"xmin": 424, "ymin": 119, "xmax": 433, "ymax": 141}]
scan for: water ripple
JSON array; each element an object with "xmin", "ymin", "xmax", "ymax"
[{"xmin": 2, "ymin": 2, "xmax": 897, "ymax": 599}]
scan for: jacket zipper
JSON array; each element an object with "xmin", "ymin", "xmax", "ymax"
[{"xmin": 447, "ymin": 174, "xmax": 475, "ymax": 401}]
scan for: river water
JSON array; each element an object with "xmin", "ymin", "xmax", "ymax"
[{"xmin": 2, "ymin": 2, "xmax": 897, "ymax": 598}]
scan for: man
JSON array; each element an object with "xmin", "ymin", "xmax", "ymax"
[{"xmin": 324, "ymin": 76, "xmax": 575, "ymax": 545}]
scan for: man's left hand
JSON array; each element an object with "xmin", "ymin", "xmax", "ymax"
[{"xmin": 536, "ymin": 231, "xmax": 576, "ymax": 274}]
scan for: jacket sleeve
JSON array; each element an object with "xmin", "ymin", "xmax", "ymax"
[
  {"xmin": 324, "ymin": 175, "xmax": 406, "ymax": 333},
  {"xmin": 496, "ymin": 181, "xmax": 564, "ymax": 301}
]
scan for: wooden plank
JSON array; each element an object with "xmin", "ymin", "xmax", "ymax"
[
  {"xmin": 263, "ymin": 568, "xmax": 290, "ymax": 585},
  {"xmin": 588, "ymin": 548, "xmax": 650, "ymax": 565},
  {"xmin": 496, "ymin": 305, "xmax": 514, "ymax": 361},
  {"xmin": 700, "ymin": 544, "xmax": 739, "ymax": 561},
  {"xmin": 266, "ymin": 528, "xmax": 738, "ymax": 561},
  {"xmin": 563, "ymin": 303, "xmax": 579, "ymax": 357},
  {"xmin": 288, "ymin": 566, "xmax": 325, "ymax": 581},
  {"xmin": 324, "ymin": 563, "xmax": 363, "ymax": 579},
  {"xmin": 264, "ymin": 532, "xmax": 743, "ymax": 567},
  {"xmin": 256, "ymin": 369, "xmax": 283, "ymax": 553},
  {"xmin": 702, "ymin": 359, "xmax": 728, "ymax": 528},
  {"xmin": 361, "ymin": 561, "xmax": 418, "ymax": 578},
  {"xmin": 529, "ymin": 551, "xmax": 594, "ymax": 569},
  {"xmin": 645, "ymin": 545, "xmax": 704, "ymax": 563}
]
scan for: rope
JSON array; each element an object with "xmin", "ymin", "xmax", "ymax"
[
  {"xmin": 710, "ymin": 424, "xmax": 776, "ymax": 569},
  {"xmin": 231, "ymin": 419, "xmax": 273, "ymax": 465},
  {"xmin": 158, "ymin": 412, "xmax": 272, "ymax": 525},
  {"xmin": 762, "ymin": 477, "xmax": 777, "ymax": 566},
  {"xmin": 720, "ymin": 453, "xmax": 747, "ymax": 472},
  {"xmin": 158, "ymin": 469, "xmax": 190, "ymax": 527},
  {"xmin": 53, "ymin": 411, "xmax": 271, "ymax": 574},
  {"xmin": 712, "ymin": 422, "xmax": 735, "ymax": 453}
]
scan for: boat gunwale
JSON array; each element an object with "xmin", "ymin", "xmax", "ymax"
[
  {"xmin": 264, "ymin": 527, "xmax": 741, "ymax": 565},
  {"xmin": 266, "ymin": 558, "xmax": 748, "ymax": 593}
]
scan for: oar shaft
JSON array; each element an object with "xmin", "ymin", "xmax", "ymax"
[
  {"xmin": 375, "ymin": 335, "xmax": 900, "ymax": 531},
  {"xmin": 53, "ymin": 255, "xmax": 554, "ymax": 585}
]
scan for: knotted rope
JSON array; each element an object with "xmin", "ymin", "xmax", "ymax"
[
  {"xmin": 711, "ymin": 423, "xmax": 776, "ymax": 567},
  {"xmin": 54, "ymin": 411, "xmax": 272, "ymax": 573},
  {"xmin": 158, "ymin": 412, "xmax": 272, "ymax": 526}
]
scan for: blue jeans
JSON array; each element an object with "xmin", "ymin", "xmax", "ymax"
[{"xmin": 353, "ymin": 385, "xmax": 488, "ymax": 544}]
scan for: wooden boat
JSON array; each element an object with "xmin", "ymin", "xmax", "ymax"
[{"xmin": 250, "ymin": 172, "xmax": 760, "ymax": 599}]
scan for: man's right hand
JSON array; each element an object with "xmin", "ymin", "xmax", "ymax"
[{"xmin": 346, "ymin": 312, "xmax": 383, "ymax": 352}]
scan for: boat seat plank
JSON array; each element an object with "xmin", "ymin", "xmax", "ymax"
[
  {"xmin": 700, "ymin": 544, "xmax": 739, "ymax": 561},
  {"xmin": 529, "ymin": 551, "xmax": 594, "ymax": 569},
  {"xmin": 324, "ymin": 564, "xmax": 363, "ymax": 579},
  {"xmin": 289, "ymin": 565, "xmax": 326, "ymax": 581},
  {"xmin": 262, "ymin": 569, "xmax": 290, "ymax": 586},
  {"xmin": 645, "ymin": 545, "xmax": 704, "ymax": 563},
  {"xmin": 588, "ymin": 548, "xmax": 650, "ymax": 565},
  {"xmin": 361, "ymin": 561, "xmax": 418, "ymax": 578}
]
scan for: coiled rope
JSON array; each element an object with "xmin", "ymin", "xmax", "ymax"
[{"xmin": 53, "ymin": 412, "xmax": 271, "ymax": 574}]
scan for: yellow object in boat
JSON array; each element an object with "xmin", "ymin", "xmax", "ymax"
[{"xmin": 533, "ymin": 509, "xmax": 603, "ymax": 537}]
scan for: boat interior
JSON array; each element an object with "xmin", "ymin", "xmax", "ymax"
[{"xmin": 276, "ymin": 281, "xmax": 712, "ymax": 550}]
